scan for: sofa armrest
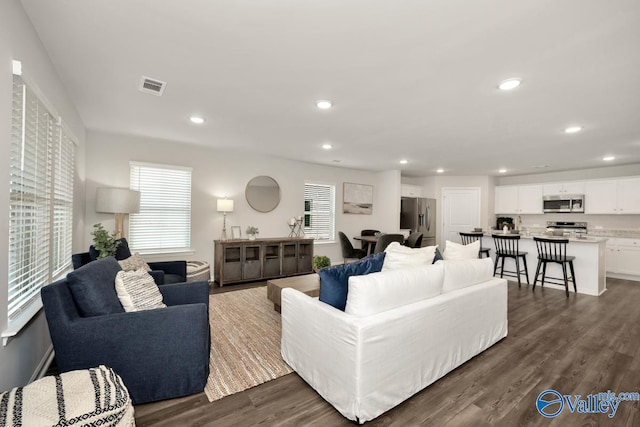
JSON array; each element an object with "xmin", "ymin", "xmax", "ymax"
[
  {"xmin": 148, "ymin": 260, "xmax": 187, "ymax": 278},
  {"xmin": 159, "ymin": 280, "xmax": 209, "ymax": 308},
  {"xmin": 281, "ymin": 289, "xmax": 361, "ymax": 412},
  {"xmin": 52, "ymin": 303, "xmax": 209, "ymax": 403}
]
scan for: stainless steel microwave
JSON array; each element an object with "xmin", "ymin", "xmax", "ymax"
[{"xmin": 543, "ymin": 194, "xmax": 585, "ymax": 213}]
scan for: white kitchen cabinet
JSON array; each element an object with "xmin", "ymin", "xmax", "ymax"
[
  {"xmin": 585, "ymin": 178, "xmax": 640, "ymax": 214},
  {"xmin": 542, "ymin": 181, "xmax": 585, "ymax": 195},
  {"xmin": 495, "ymin": 185, "xmax": 543, "ymax": 214},
  {"xmin": 401, "ymin": 184, "xmax": 423, "ymax": 197},
  {"xmin": 617, "ymin": 178, "xmax": 640, "ymax": 213},
  {"xmin": 606, "ymin": 238, "xmax": 640, "ymax": 276}
]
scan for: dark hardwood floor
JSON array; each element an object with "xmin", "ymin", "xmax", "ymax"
[{"xmin": 135, "ymin": 278, "xmax": 640, "ymax": 426}]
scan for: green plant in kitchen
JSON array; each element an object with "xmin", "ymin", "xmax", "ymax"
[
  {"xmin": 91, "ymin": 223, "xmax": 120, "ymax": 258},
  {"xmin": 245, "ymin": 226, "xmax": 259, "ymax": 239},
  {"xmin": 312, "ymin": 255, "xmax": 331, "ymax": 272}
]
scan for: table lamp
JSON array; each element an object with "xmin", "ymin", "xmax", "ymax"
[
  {"xmin": 96, "ymin": 187, "xmax": 141, "ymax": 240},
  {"xmin": 217, "ymin": 198, "xmax": 234, "ymax": 241}
]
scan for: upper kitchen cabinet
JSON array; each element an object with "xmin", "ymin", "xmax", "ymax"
[
  {"xmin": 401, "ymin": 184, "xmax": 422, "ymax": 197},
  {"xmin": 542, "ymin": 181, "xmax": 585, "ymax": 195},
  {"xmin": 495, "ymin": 185, "xmax": 543, "ymax": 214},
  {"xmin": 585, "ymin": 177, "xmax": 640, "ymax": 214}
]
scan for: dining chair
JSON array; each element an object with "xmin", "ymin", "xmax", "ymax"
[
  {"xmin": 404, "ymin": 232, "xmax": 423, "ymax": 248},
  {"xmin": 338, "ymin": 231, "xmax": 367, "ymax": 263},
  {"xmin": 374, "ymin": 234, "xmax": 404, "ymax": 253}
]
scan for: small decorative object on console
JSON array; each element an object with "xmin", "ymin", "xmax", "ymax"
[{"xmin": 246, "ymin": 226, "xmax": 259, "ymax": 240}]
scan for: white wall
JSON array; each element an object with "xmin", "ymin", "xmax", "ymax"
[
  {"xmin": 84, "ymin": 130, "xmax": 402, "ymax": 266},
  {"xmin": 0, "ymin": 0, "xmax": 86, "ymax": 391}
]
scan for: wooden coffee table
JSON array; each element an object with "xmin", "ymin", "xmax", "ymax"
[{"xmin": 267, "ymin": 273, "xmax": 320, "ymax": 313}]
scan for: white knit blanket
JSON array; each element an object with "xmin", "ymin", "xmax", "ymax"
[{"xmin": 0, "ymin": 365, "xmax": 135, "ymax": 427}]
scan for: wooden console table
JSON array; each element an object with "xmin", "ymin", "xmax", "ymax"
[{"xmin": 214, "ymin": 237, "xmax": 314, "ymax": 286}]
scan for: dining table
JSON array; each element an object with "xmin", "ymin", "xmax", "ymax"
[{"xmin": 353, "ymin": 235, "xmax": 378, "ymax": 255}]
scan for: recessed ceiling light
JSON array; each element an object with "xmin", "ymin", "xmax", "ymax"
[
  {"xmin": 332, "ymin": 159, "xmax": 341, "ymax": 163},
  {"xmin": 498, "ymin": 169, "xmax": 507, "ymax": 174},
  {"xmin": 603, "ymin": 156, "xmax": 615, "ymax": 161},
  {"xmin": 564, "ymin": 126, "xmax": 582, "ymax": 134},
  {"xmin": 498, "ymin": 78, "xmax": 521, "ymax": 91},
  {"xmin": 399, "ymin": 159, "xmax": 408, "ymax": 165},
  {"xmin": 436, "ymin": 169, "xmax": 444, "ymax": 173},
  {"xmin": 316, "ymin": 100, "xmax": 332, "ymax": 109},
  {"xmin": 190, "ymin": 116, "xmax": 205, "ymax": 124}
]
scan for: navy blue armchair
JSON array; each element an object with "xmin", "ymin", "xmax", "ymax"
[
  {"xmin": 41, "ymin": 257, "xmax": 210, "ymax": 404},
  {"xmin": 72, "ymin": 238, "xmax": 187, "ymax": 285}
]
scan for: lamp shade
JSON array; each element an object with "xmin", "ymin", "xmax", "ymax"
[
  {"xmin": 96, "ymin": 188, "xmax": 141, "ymax": 214},
  {"xmin": 217, "ymin": 199, "xmax": 234, "ymax": 213}
]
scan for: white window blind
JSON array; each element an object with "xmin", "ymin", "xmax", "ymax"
[
  {"xmin": 129, "ymin": 162, "xmax": 192, "ymax": 253},
  {"xmin": 303, "ymin": 183, "xmax": 335, "ymax": 241},
  {"xmin": 8, "ymin": 73, "xmax": 75, "ymax": 322}
]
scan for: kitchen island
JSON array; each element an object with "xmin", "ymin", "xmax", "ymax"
[{"xmin": 481, "ymin": 233, "xmax": 607, "ymax": 296}]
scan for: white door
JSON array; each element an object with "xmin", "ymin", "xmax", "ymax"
[{"xmin": 442, "ymin": 188, "xmax": 481, "ymax": 247}]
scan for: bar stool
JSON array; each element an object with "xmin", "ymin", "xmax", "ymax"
[
  {"xmin": 459, "ymin": 232, "xmax": 491, "ymax": 258},
  {"xmin": 492, "ymin": 234, "xmax": 529, "ymax": 287},
  {"xmin": 533, "ymin": 237, "xmax": 576, "ymax": 297}
]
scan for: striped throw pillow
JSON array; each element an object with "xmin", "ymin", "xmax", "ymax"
[{"xmin": 115, "ymin": 269, "xmax": 166, "ymax": 312}]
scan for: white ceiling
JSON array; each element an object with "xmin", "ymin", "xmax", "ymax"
[{"xmin": 20, "ymin": 0, "xmax": 640, "ymax": 177}]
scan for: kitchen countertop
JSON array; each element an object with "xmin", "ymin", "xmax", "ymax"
[{"xmin": 483, "ymin": 231, "xmax": 608, "ymax": 243}]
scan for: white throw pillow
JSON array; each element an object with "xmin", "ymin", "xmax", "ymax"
[
  {"xmin": 441, "ymin": 258, "xmax": 494, "ymax": 293},
  {"xmin": 118, "ymin": 252, "xmax": 151, "ymax": 272},
  {"xmin": 115, "ymin": 269, "xmax": 166, "ymax": 312},
  {"xmin": 345, "ymin": 263, "xmax": 444, "ymax": 317},
  {"xmin": 443, "ymin": 240, "xmax": 480, "ymax": 260},
  {"xmin": 382, "ymin": 241, "xmax": 438, "ymax": 271}
]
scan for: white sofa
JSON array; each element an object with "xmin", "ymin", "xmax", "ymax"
[{"xmin": 281, "ymin": 258, "xmax": 508, "ymax": 424}]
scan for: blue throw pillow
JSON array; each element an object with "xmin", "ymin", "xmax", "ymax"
[
  {"xmin": 319, "ymin": 252, "xmax": 386, "ymax": 311},
  {"xmin": 433, "ymin": 248, "xmax": 443, "ymax": 263},
  {"xmin": 67, "ymin": 257, "xmax": 124, "ymax": 317}
]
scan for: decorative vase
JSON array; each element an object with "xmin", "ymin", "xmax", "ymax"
[{"xmin": 248, "ymin": 234, "xmax": 256, "ymax": 240}]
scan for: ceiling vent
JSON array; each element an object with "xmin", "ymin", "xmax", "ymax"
[{"xmin": 139, "ymin": 76, "xmax": 166, "ymax": 96}]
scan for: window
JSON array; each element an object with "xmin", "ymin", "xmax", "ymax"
[
  {"xmin": 129, "ymin": 162, "xmax": 192, "ymax": 254},
  {"xmin": 7, "ymin": 71, "xmax": 75, "ymax": 324},
  {"xmin": 303, "ymin": 183, "xmax": 335, "ymax": 241}
]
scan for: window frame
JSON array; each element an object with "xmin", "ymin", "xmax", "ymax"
[
  {"xmin": 3, "ymin": 65, "xmax": 76, "ymax": 345},
  {"xmin": 129, "ymin": 161, "xmax": 193, "ymax": 255},
  {"xmin": 303, "ymin": 182, "xmax": 336, "ymax": 243}
]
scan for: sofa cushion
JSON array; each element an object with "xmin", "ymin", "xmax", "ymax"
[
  {"xmin": 441, "ymin": 258, "xmax": 494, "ymax": 293},
  {"xmin": 319, "ymin": 252, "xmax": 386, "ymax": 311},
  {"xmin": 381, "ymin": 242, "xmax": 438, "ymax": 271},
  {"xmin": 115, "ymin": 269, "xmax": 166, "ymax": 312},
  {"xmin": 345, "ymin": 263, "xmax": 444, "ymax": 317},
  {"xmin": 67, "ymin": 257, "xmax": 124, "ymax": 317},
  {"xmin": 118, "ymin": 252, "xmax": 151, "ymax": 272},
  {"xmin": 443, "ymin": 240, "xmax": 480, "ymax": 260}
]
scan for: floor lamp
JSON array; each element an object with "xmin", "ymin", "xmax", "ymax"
[
  {"xmin": 96, "ymin": 187, "xmax": 141, "ymax": 240},
  {"xmin": 217, "ymin": 198, "xmax": 234, "ymax": 241}
]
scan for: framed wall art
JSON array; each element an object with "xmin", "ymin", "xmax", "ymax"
[
  {"xmin": 231, "ymin": 226, "xmax": 242, "ymax": 239},
  {"xmin": 343, "ymin": 182, "xmax": 373, "ymax": 215}
]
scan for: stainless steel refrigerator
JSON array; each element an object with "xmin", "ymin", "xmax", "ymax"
[{"xmin": 400, "ymin": 197, "xmax": 436, "ymax": 246}]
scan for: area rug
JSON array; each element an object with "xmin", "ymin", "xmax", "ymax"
[{"xmin": 204, "ymin": 286, "xmax": 292, "ymax": 402}]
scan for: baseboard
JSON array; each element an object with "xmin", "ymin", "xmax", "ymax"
[{"xmin": 30, "ymin": 345, "xmax": 55, "ymax": 382}]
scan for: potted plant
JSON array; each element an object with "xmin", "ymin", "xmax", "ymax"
[
  {"xmin": 91, "ymin": 223, "xmax": 120, "ymax": 258},
  {"xmin": 245, "ymin": 226, "xmax": 259, "ymax": 240},
  {"xmin": 312, "ymin": 255, "xmax": 331, "ymax": 272}
]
